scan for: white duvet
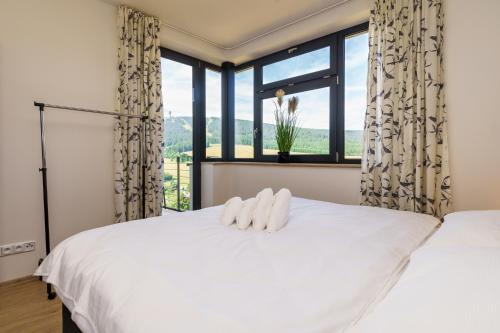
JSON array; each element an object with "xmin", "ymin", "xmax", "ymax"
[
  {"xmin": 36, "ymin": 198, "xmax": 438, "ymax": 333},
  {"xmin": 348, "ymin": 210, "xmax": 500, "ymax": 333}
]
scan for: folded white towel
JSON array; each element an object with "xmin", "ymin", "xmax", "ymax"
[
  {"xmin": 252, "ymin": 188, "xmax": 274, "ymax": 231},
  {"xmin": 220, "ymin": 197, "xmax": 243, "ymax": 226},
  {"xmin": 267, "ymin": 188, "xmax": 292, "ymax": 232},
  {"xmin": 236, "ymin": 198, "xmax": 257, "ymax": 230}
]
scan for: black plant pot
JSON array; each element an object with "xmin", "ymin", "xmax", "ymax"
[{"xmin": 277, "ymin": 151, "xmax": 290, "ymax": 163}]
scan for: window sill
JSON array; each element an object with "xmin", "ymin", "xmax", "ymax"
[{"xmin": 202, "ymin": 161, "xmax": 360, "ymax": 169}]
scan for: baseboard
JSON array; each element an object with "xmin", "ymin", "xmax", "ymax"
[{"xmin": 0, "ymin": 275, "xmax": 37, "ymax": 287}]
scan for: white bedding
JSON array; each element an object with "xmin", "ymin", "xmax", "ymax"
[
  {"xmin": 348, "ymin": 210, "xmax": 500, "ymax": 333},
  {"xmin": 35, "ymin": 197, "xmax": 438, "ymax": 333}
]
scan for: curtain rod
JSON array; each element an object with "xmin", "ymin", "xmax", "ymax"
[{"xmin": 34, "ymin": 101, "xmax": 144, "ymax": 119}]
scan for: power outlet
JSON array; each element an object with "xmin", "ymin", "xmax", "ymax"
[
  {"xmin": 0, "ymin": 244, "xmax": 14, "ymax": 257},
  {"xmin": 0, "ymin": 241, "xmax": 36, "ymax": 257},
  {"xmin": 24, "ymin": 241, "xmax": 36, "ymax": 252}
]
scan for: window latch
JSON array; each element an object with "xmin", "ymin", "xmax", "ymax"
[
  {"xmin": 253, "ymin": 128, "xmax": 258, "ymax": 139},
  {"xmin": 288, "ymin": 47, "xmax": 298, "ymax": 54}
]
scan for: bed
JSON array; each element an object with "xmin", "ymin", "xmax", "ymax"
[
  {"xmin": 348, "ymin": 210, "xmax": 500, "ymax": 332},
  {"xmin": 35, "ymin": 197, "xmax": 439, "ymax": 333}
]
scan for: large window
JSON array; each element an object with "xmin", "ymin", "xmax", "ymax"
[
  {"xmin": 231, "ymin": 22, "xmax": 368, "ymax": 163},
  {"xmin": 160, "ymin": 23, "xmax": 368, "ymax": 210},
  {"xmin": 166, "ymin": 22, "xmax": 368, "ymax": 171}
]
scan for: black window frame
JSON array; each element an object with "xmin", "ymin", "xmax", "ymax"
[
  {"xmin": 229, "ymin": 22, "xmax": 369, "ymax": 164},
  {"xmin": 160, "ymin": 48, "xmax": 222, "ymax": 209}
]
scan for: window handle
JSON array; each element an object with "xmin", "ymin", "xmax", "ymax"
[{"xmin": 253, "ymin": 128, "xmax": 259, "ymax": 139}]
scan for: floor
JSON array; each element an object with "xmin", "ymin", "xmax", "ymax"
[{"xmin": 0, "ymin": 276, "xmax": 62, "ymax": 333}]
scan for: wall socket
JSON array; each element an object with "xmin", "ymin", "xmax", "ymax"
[{"xmin": 0, "ymin": 241, "xmax": 36, "ymax": 257}]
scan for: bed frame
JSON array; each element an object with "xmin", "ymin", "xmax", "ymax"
[{"xmin": 62, "ymin": 304, "xmax": 83, "ymax": 333}]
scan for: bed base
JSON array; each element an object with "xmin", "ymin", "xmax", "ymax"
[{"xmin": 62, "ymin": 304, "xmax": 83, "ymax": 333}]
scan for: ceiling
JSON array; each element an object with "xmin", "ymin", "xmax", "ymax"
[{"xmin": 100, "ymin": 0, "xmax": 369, "ymax": 64}]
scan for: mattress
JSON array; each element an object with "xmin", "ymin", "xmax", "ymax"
[
  {"xmin": 35, "ymin": 197, "xmax": 439, "ymax": 333},
  {"xmin": 347, "ymin": 210, "xmax": 500, "ymax": 333}
]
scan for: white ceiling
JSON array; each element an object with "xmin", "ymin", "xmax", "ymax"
[
  {"xmin": 100, "ymin": 0, "xmax": 369, "ymax": 64},
  {"xmin": 103, "ymin": 0, "xmax": 350, "ymax": 48}
]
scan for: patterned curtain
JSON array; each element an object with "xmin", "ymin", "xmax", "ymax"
[
  {"xmin": 360, "ymin": 0, "xmax": 451, "ymax": 219},
  {"xmin": 114, "ymin": 6, "xmax": 164, "ymax": 222}
]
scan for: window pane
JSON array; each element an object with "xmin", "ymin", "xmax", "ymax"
[
  {"xmin": 263, "ymin": 47, "xmax": 330, "ymax": 84},
  {"xmin": 344, "ymin": 32, "xmax": 368, "ymax": 159},
  {"xmin": 235, "ymin": 68, "xmax": 254, "ymax": 158},
  {"xmin": 161, "ymin": 58, "xmax": 193, "ymax": 211},
  {"xmin": 205, "ymin": 68, "xmax": 222, "ymax": 158},
  {"xmin": 262, "ymin": 87, "xmax": 329, "ymax": 155}
]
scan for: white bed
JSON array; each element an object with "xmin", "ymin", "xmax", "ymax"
[
  {"xmin": 36, "ymin": 197, "xmax": 439, "ymax": 333},
  {"xmin": 348, "ymin": 210, "xmax": 500, "ymax": 333}
]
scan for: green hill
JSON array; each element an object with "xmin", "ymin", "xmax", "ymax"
[{"xmin": 164, "ymin": 116, "xmax": 362, "ymax": 157}]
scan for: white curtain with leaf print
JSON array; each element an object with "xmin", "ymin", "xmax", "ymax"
[
  {"xmin": 114, "ymin": 6, "xmax": 164, "ymax": 222},
  {"xmin": 360, "ymin": 0, "xmax": 451, "ymax": 219}
]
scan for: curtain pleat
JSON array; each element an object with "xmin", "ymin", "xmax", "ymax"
[
  {"xmin": 114, "ymin": 6, "xmax": 164, "ymax": 222},
  {"xmin": 360, "ymin": 0, "xmax": 451, "ymax": 219}
]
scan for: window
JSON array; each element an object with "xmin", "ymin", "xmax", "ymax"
[
  {"xmin": 159, "ymin": 23, "xmax": 368, "ymax": 211},
  {"xmin": 234, "ymin": 67, "xmax": 254, "ymax": 158},
  {"xmin": 205, "ymin": 68, "xmax": 222, "ymax": 158},
  {"xmin": 262, "ymin": 87, "xmax": 330, "ymax": 155},
  {"xmin": 160, "ymin": 48, "xmax": 221, "ymax": 211},
  {"xmin": 344, "ymin": 31, "xmax": 369, "ymax": 159},
  {"xmin": 230, "ymin": 22, "xmax": 368, "ymax": 163},
  {"xmin": 262, "ymin": 47, "xmax": 330, "ymax": 84},
  {"xmin": 161, "ymin": 57, "xmax": 194, "ymax": 211}
]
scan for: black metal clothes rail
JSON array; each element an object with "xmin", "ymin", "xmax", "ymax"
[{"xmin": 34, "ymin": 101, "xmax": 148, "ymax": 300}]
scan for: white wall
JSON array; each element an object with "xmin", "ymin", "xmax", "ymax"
[
  {"xmin": 201, "ymin": 163, "xmax": 361, "ymax": 207},
  {"xmin": 0, "ymin": 0, "xmax": 118, "ymax": 282},
  {"xmin": 445, "ymin": 0, "xmax": 500, "ymax": 210}
]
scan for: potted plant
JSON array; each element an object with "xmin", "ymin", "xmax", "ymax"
[{"xmin": 273, "ymin": 89, "xmax": 300, "ymax": 163}]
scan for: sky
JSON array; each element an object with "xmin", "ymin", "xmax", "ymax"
[{"xmin": 161, "ymin": 31, "xmax": 368, "ymax": 134}]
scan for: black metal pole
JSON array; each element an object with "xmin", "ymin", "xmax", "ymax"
[
  {"xmin": 176, "ymin": 156, "xmax": 181, "ymax": 211},
  {"xmin": 141, "ymin": 116, "xmax": 147, "ymax": 219},
  {"xmin": 35, "ymin": 101, "xmax": 56, "ymax": 300}
]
